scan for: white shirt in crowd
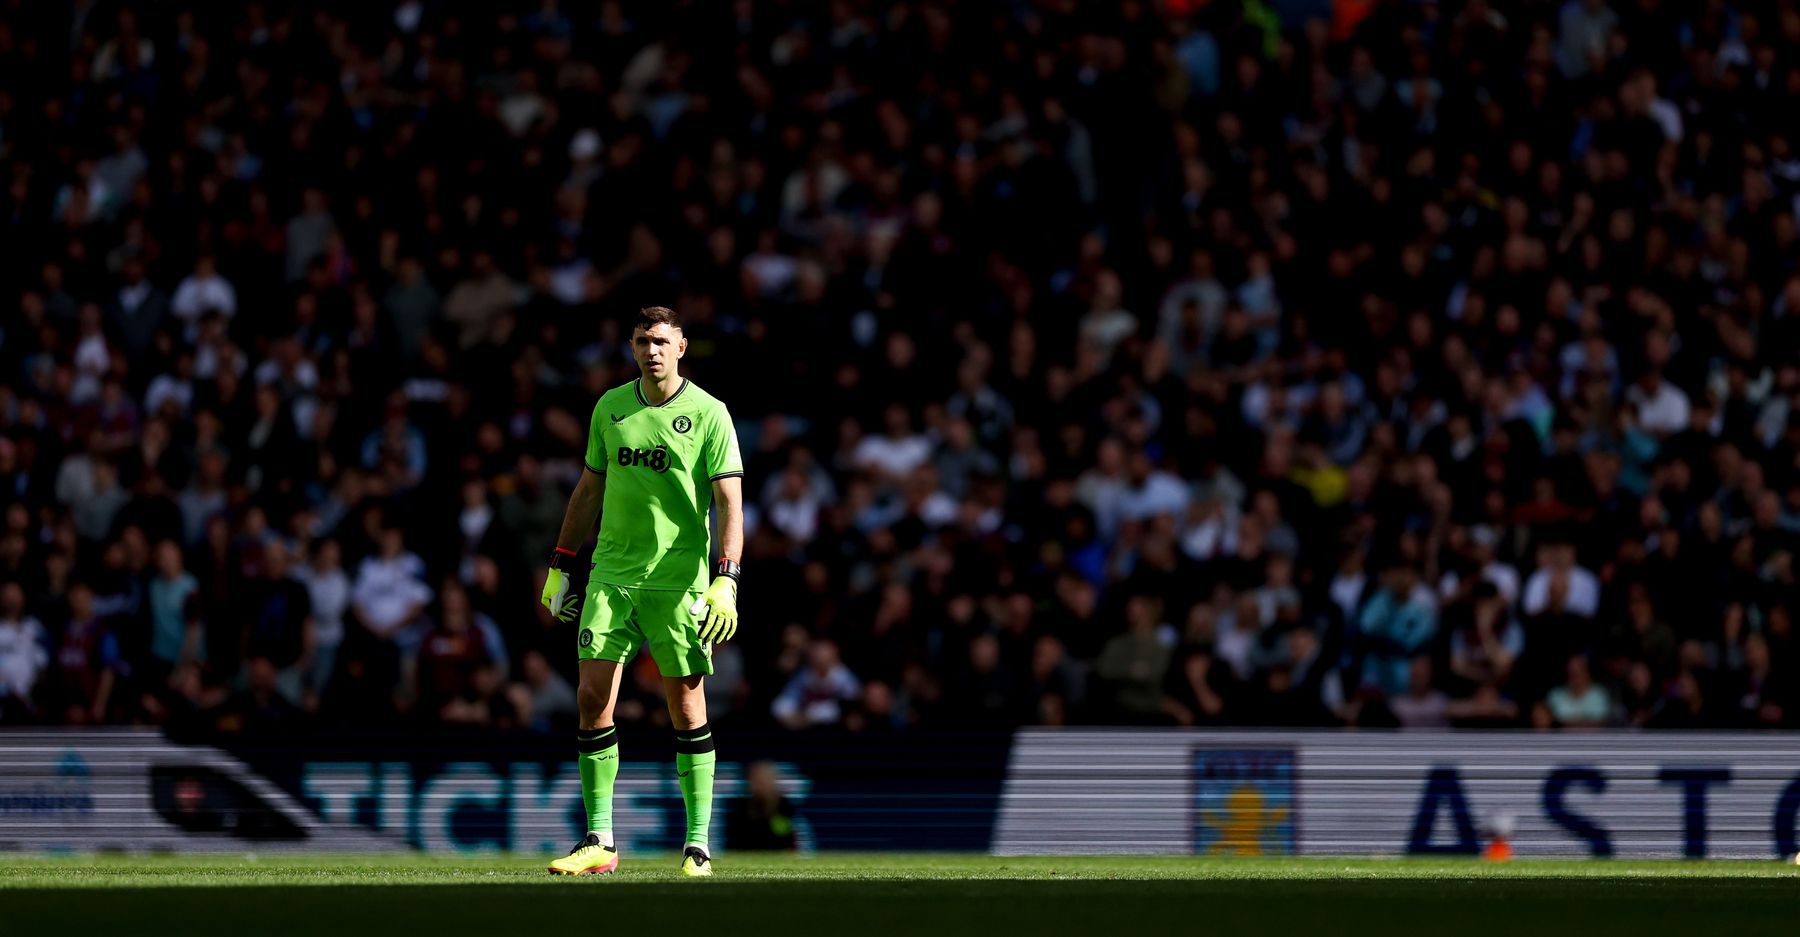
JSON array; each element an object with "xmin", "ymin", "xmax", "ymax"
[
  {"xmin": 0, "ymin": 615, "xmax": 50, "ymax": 702},
  {"xmin": 171, "ymin": 271, "xmax": 239, "ymax": 322},
  {"xmin": 1521, "ymin": 565, "xmax": 1601, "ymax": 619},
  {"xmin": 852, "ymin": 433, "xmax": 932, "ymax": 478},
  {"xmin": 72, "ymin": 332, "xmax": 110, "ymax": 405},
  {"xmin": 352, "ymin": 552, "xmax": 433, "ymax": 638},
  {"xmin": 1120, "ymin": 470, "xmax": 1191, "ymax": 523},
  {"xmin": 144, "ymin": 373, "xmax": 195, "ymax": 416},
  {"xmin": 303, "ymin": 565, "xmax": 352, "ymax": 648},
  {"xmin": 1626, "ymin": 380, "xmax": 1690, "ymax": 435},
  {"xmin": 767, "ymin": 491, "xmax": 823, "ymax": 543}
]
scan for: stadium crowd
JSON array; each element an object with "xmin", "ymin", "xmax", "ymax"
[{"xmin": 1, "ymin": 0, "xmax": 1799, "ymax": 737}]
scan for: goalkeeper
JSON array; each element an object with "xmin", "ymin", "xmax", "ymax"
[{"xmin": 542, "ymin": 305, "xmax": 744, "ymax": 878}]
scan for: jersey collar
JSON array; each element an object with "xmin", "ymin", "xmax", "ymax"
[{"xmin": 635, "ymin": 377, "xmax": 689, "ymax": 408}]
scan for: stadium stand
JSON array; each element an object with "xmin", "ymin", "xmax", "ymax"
[{"xmin": 1, "ymin": 0, "xmax": 1797, "ymax": 736}]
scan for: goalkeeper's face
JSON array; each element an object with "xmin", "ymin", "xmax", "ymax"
[{"xmin": 632, "ymin": 323, "xmax": 687, "ymax": 379}]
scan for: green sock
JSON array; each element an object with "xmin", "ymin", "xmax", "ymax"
[
  {"xmin": 674, "ymin": 724, "xmax": 716, "ymax": 849},
  {"xmin": 577, "ymin": 726, "xmax": 619, "ymax": 838}
]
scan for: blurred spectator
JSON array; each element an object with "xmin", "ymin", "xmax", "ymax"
[
  {"xmin": 214, "ymin": 657, "xmax": 299, "ymax": 735},
  {"xmin": 300, "ymin": 539, "xmax": 350, "ymax": 699},
  {"xmin": 54, "ymin": 584, "xmax": 124, "ymax": 725},
  {"xmin": 1604, "ymin": 584, "xmax": 1676, "ymax": 683},
  {"xmin": 1356, "ymin": 565, "xmax": 1437, "ymax": 698},
  {"xmin": 351, "ymin": 528, "xmax": 431, "ymax": 643},
  {"xmin": 240, "ymin": 541, "xmax": 313, "ymax": 704},
  {"xmin": 727, "ymin": 761, "xmax": 799, "ymax": 852},
  {"xmin": 1546, "ymin": 656, "xmax": 1613, "ymax": 729},
  {"xmin": 944, "ymin": 632, "xmax": 1015, "ymax": 727},
  {"xmin": 1522, "ymin": 543, "xmax": 1600, "ymax": 619},
  {"xmin": 772, "ymin": 640, "xmax": 861, "ymax": 730},
  {"xmin": 359, "ymin": 398, "xmax": 428, "ymax": 492},
  {"xmin": 0, "ymin": 584, "xmax": 49, "ymax": 721},
  {"xmin": 1030, "ymin": 635, "xmax": 1088, "ymax": 722},
  {"xmin": 1390, "ymin": 657, "xmax": 1451, "ymax": 730},
  {"xmin": 146, "ymin": 540, "xmax": 202, "ymax": 678},
  {"xmin": 411, "ymin": 581, "xmax": 497, "ymax": 722},
  {"xmin": 72, "ymin": 461, "xmax": 129, "ymax": 543},
  {"xmin": 705, "ymin": 642, "xmax": 750, "ymax": 724},
  {"xmin": 442, "ymin": 252, "xmax": 515, "ymax": 352},
  {"xmin": 1162, "ymin": 645, "xmax": 1231, "ymax": 727},
  {"xmin": 169, "ymin": 255, "xmax": 236, "ymax": 329},
  {"xmin": 511, "ymin": 650, "xmax": 578, "ymax": 734},
  {"xmin": 852, "ymin": 405, "xmax": 931, "ymax": 484},
  {"xmin": 1729, "ymin": 633, "xmax": 1787, "ymax": 729},
  {"xmin": 497, "ymin": 456, "xmax": 563, "ymax": 573},
  {"xmin": 1096, "ymin": 595, "xmax": 1174, "ymax": 722}
]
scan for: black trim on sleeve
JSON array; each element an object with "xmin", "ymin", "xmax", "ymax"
[
  {"xmin": 709, "ymin": 471, "xmax": 744, "ymax": 481},
  {"xmin": 585, "ymin": 462, "xmax": 607, "ymax": 475}
]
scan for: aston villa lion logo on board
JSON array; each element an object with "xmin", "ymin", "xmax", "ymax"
[
  {"xmin": 1192, "ymin": 747, "xmax": 1297, "ymax": 856},
  {"xmin": 673, "ymin": 415, "xmax": 692, "ymax": 434}
]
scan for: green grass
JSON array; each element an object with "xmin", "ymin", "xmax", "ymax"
[{"xmin": 2, "ymin": 854, "xmax": 1798, "ymax": 936}]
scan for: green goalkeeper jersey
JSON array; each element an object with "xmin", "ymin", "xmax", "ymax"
[{"xmin": 583, "ymin": 377, "xmax": 743, "ymax": 592}]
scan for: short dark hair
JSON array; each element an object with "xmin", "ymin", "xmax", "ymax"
[{"xmin": 635, "ymin": 305, "xmax": 681, "ymax": 332}]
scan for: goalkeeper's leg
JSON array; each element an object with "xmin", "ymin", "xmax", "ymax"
[
  {"xmin": 666, "ymin": 675, "xmax": 716, "ymax": 876},
  {"xmin": 550, "ymin": 658, "xmax": 625, "ymax": 875}
]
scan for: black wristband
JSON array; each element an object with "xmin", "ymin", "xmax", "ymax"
[
  {"xmin": 550, "ymin": 547, "xmax": 578, "ymax": 571},
  {"xmin": 715, "ymin": 558, "xmax": 741, "ymax": 582}
]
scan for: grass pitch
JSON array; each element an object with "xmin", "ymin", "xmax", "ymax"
[{"xmin": 3, "ymin": 854, "xmax": 1797, "ymax": 936}]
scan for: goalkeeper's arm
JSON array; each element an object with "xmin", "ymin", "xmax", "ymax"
[
  {"xmin": 694, "ymin": 476, "xmax": 744, "ymax": 642},
  {"xmin": 542, "ymin": 468, "xmax": 604, "ymax": 620},
  {"xmin": 711, "ymin": 475, "xmax": 744, "ymax": 574}
]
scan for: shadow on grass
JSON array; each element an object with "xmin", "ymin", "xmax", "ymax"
[{"xmin": 2, "ymin": 879, "xmax": 1796, "ymax": 937}]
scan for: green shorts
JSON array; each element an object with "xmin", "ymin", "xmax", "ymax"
[{"xmin": 576, "ymin": 581, "xmax": 712, "ymax": 677}]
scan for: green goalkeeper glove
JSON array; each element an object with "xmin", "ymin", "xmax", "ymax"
[
  {"xmin": 690, "ymin": 558, "xmax": 740, "ymax": 643},
  {"xmin": 541, "ymin": 547, "xmax": 579, "ymax": 622}
]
